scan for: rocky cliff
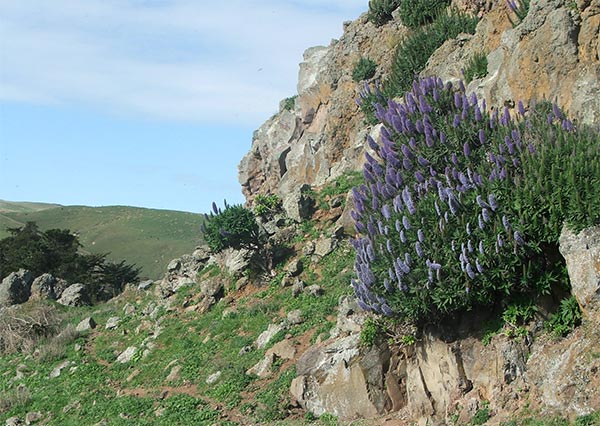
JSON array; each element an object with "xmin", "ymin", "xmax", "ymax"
[{"xmin": 239, "ymin": 0, "xmax": 599, "ymax": 216}]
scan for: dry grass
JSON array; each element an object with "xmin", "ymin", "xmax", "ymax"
[
  {"xmin": 0, "ymin": 385, "xmax": 32, "ymax": 414},
  {"xmin": 0, "ymin": 303, "xmax": 60, "ymax": 355}
]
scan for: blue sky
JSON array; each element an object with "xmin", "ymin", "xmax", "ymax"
[{"xmin": 0, "ymin": 0, "xmax": 366, "ymax": 213}]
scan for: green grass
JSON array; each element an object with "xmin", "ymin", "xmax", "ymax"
[{"xmin": 0, "ymin": 204, "xmax": 203, "ymax": 279}]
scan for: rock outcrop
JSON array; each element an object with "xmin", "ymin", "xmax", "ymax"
[
  {"xmin": 57, "ymin": 284, "xmax": 90, "ymax": 307},
  {"xmin": 0, "ymin": 270, "xmax": 34, "ymax": 307},
  {"xmin": 238, "ymin": 15, "xmax": 407, "ymax": 209}
]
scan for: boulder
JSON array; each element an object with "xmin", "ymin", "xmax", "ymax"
[
  {"xmin": 255, "ymin": 324, "xmax": 283, "ymax": 349},
  {"xmin": 137, "ymin": 280, "xmax": 154, "ymax": 291},
  {"xmin": 57, "ymin": 284, "xmax": 90, "ymax": 307},
  {"xmin": 117, "ymin": 346, "xmax": 138, "ymax": 364},
  {"xmin": 291, "ymin": 334, "xmax": 391, "ymax": 419},
  {"xmin": 76, "ymin": 317, "xmax": 96, "ymax": 332},
  {"xmin": 282, "ymin": 185, "xmax": 314, "ymax": 222},
  {"xmin": 30, "ymin": 273, "xmax": 57, "ymax": 300},
  {"xmin": 285, "ymin": 259, "xmax": 303, "ymax": 277},
  {"xmin": 559, "ymin": 225, "xmax": 600, "ymax": 323},
  {"xmin": 105, "ymin": 317, "xmax": 121, "ymax": 330},
  {"xmin": 0, "ymin": 270, "xmax": 34, "ymax": 307},
  {"xmin": 247, "ymin": 353, "xmax": 275, "ymax": 378}
]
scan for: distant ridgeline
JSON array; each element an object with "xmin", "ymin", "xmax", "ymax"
[
  {"xmin": 0, "ymin": 221, "xmax": 140, "ymax": 301},
  {"xmin": 0, "ymin": 201, "xmax": 203, "ymax": 280}
]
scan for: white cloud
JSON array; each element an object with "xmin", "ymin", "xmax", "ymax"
[{"xmin": 0, "ymin": 0, "xmax": 365, "ymax": 125}]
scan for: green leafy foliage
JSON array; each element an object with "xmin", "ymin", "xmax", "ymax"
[
  {"xmin": 202, "ymin": 202, "xmax": 260, "ymax": 253},
  {"xmin": 471, "ymin": 401, "xmax": 491, "ymax": 425},
  {"xmin": 368, "ymin": 0, "xmax": 402, "ymax": 26},
  {"xmin": 464, "ymin": 51, "xmax": 488, "ymax": 83},
  {"xmin": 359, "ymin": 317, "xmax": 380, "ymax": 347},
  {"xmin": 282, "ymin": 95, "xmax": 297, "ymax": 111},
  {"xmin": 385, "ymin": 10, "xmax": 479, "ymax": 98},
  {"xmin": 398, "ymin": 0, "xmax": 450, "ymax": 28},
  {"xmin": 253, "ymin": 194, "xmax": 282, "ymax": 218},
  {"xmin": 502, "ymin": 300, "xmax": 537, "ymax": 327},
  {"xmin": 546, "ymin": 296, "xmax": 582, "ymax": 337},
  {"xmin": 352, "ymin": 57, "xmax": 378, "ymax": 82}
]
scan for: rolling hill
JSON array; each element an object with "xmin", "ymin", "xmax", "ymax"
[{"xmin": 0, "ymin": 201, "xmax": 204, "ymax": 280}]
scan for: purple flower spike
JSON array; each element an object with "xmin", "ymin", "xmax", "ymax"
[
  {"xmin": 488, "ymin": 193, "xmax": 498, "ymax": 211},
  {"xmin": 466, "ymin": 222, "xmax": 472, "ymax": 236},
  {"xmin": 402, "ymin": 215, "xmax": 411, "ymax": 230},
  {"xmin": 482, "ymin": 207, "xmax": 491, "ymax": 222},
  {"xmin": 400, "ymin": 229, "xmax": 407, "ymax": 243},
  {"xmin": 476, "ymin": 195, "xmax": 489, "ymax": 209},
  {"xmin": 415, "ymin": 171, "xmax": 425, "ymax": 183},
  {"xmin": 478, "ymin": 214, "xmax": 485, "ymax": 231},
  {"xmin": 514, "ymin": 231, "xmax": 525, "ymax": 246},
  {"xmin": 453, "ymin": 114, "xmax": 461, "ymax": 128},
  {"xmin": 475, "ymin": 106, "xmax": 482, "ymax": 122},
  {"xmin": 212, "ymin": 202, "xmax": 219, "ymax": 215},
  {"xmin": 466, "ymin": 263, "xmax": 476, "ymax": 279},
  {"xmin": 478, "ymin": 129, "xmax": 486, "ymax": 145},
  {"xmin": 518, "ymin": 100, "xmax": 526, "ymax": 116},
  {"xmin": 479, "ymin": 240, "xmax": 485, "ymax": 254},
  {"xmin": 418, "ymin": 229, "xmax": 425, "ymax": 243},
  {"xmin": 418, "ymin": 156, "xmax": 430, "ymax": 167},
  {"xmin": 475, "ymin": 259, "xmax": 484, "ymax": 273},
  {"xmin": 463, "ymin": 142, "xmax": 471, "ymax": 157},
  {"xmin": 415, "ymin": 241, "xmax": 424, "ymax": 258},
  {"xmin": 382, "ymin": 204, "xmax": 391, "ymax": 220},
  {"xmin": 497, "ymin": 234, "xmax": 504, "ymax": 247},
  {"xmin": 502, "ymin": 215, "xmax": 511, "ymax": 232}
]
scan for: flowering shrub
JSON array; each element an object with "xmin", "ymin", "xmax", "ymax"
[
  {"xmin": 350, "ymin": 76, "xmax": 599, "ymax": 322},
  {"xmin": 202, "ymin": 202, "xmax": 260, "ymax": 253}
]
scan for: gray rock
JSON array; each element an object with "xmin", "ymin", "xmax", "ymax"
[
  {"xmin": 0, "ymin": 270, "xmax": 34, "ymax": 307},
  {"xmin": 331, "ymin": 296, "xmax": 366, "ymax": 338},
  {"xmin": 255, "ymin": 324, "xmax": 283, "ymax": 349},
  {"xmin": 123, "ymin": 303, "xmax": 136, "ymax": 315},
  {"xmin": 200, "ymin": 278, "xmax": 223, "ymax": 298},
  {"xmin": 246, "ymin": 353, "xmax": 275, "ymax": 378},
  {"xmin": 76, "ymin": 317, "xmax": 96, "ymax": 332},
  {"xmin": 57, "ymin": 284, "xmax": 90, "ymax": 307},
  {"xmin": 285, "ymin": 259, "xmax": 303, "ymax": 277},
  {"xmin": 105, "ymin": 317, "xmax": 121, "ymax": 330},
  {"xmin": 49, "ymin": 360, "xmax": 72, "ymax": 378},
  {"xmin": 266, "ymin": 339, "xmax": 297, "ymax": 360},
  {"xmin": 287, "ymin": 309, "xmax": 304, "ymax": 325},
  {"xmin": 166, "ymin": 365, "xmax": 181, "ymax": 382},
  {"xmin": 302, "ymin": 241, "xmax": 316, "ymax": 256},
  {"xmin": 116, "ymin": 346, "xmax": 138, "ymax": 363},
  {"xmin": 282, "ymin": 185, "xmax": 314, "ymax": 222},
  {"xmin": 292, "ymin": 280, "xmax": 305, "ymax": 297},
  {"xmin": 314, "ymin": 237, "xmax": 336, "ymax": 258},
  {"xmin": 5, "ymin": 417, "xmax": 22, "ymax": 426},
  {"xmin": 30, "ymin": 273, "xmax": 57, "ymax": 300},
  {"xmin": 25, "ymin": 412, "xmax": 42, "ymax": 424},
  {"xmin": 559, "ymin": 225, "xmax": 600, "ymax": 323},
  {"xmin": 205, "ymin": 371, "xmax": 222, "ymax": 384},
  {"xmin": 137, "ymin": 280, "xmax": 154, "ymax": 291},
  {"xmin": 305, "ymin": 285, "xmax": 324, "ymax": 296},
  {"xmin": 238, "ymin": 345, "xmax": 253, "ymax": 356}
]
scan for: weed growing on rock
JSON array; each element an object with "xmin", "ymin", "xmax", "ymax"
[
  {"xmin": 352, "ymin": 57, "xmax": 377, "ymax": 82},
  {"xmin": 368, "ymin": 0, "xmax": 402, "ymax": 26},
  {"xmin": 398, "ymin": 0, "xmax": 450, "ymax": 28},
  {"xmin": 464, "ymin": 51, "xmax": 488, "ymax": 83},
  {"xmin": 506, "ymin": 0, "xmax": 530, "ymax": 27}
]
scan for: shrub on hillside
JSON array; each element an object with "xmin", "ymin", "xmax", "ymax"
[
  {"xmin": 368, "ymin": 0, "xmax": 402, "ymax": 26},
  {"xmin": 352, "ymin": 58, "xmax": 378, "ymax": 82},
  {"xmin": 202, "ymin": 202, "xmax": 261, "ymax": 253},
  {"xmin": 398, "ymin": 0, "xmax": 450, "ymax": 28},
  {"xmin": 350, "ymin": 76, "xmax": 600, "ymax": 323},
  {"xmin": 385, "ymin": 10, "xmax": 478, "ymax": 98},
  {"xmin": 253, "ymin": 194, "xmax": 282, "ymax": 219}
]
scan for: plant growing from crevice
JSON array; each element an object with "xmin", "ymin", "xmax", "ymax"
[
  {"xmin": 350, "ymin": 76, "xmax": 599, "ymax": 324},
  {"xmin": 368, "ymin": 0, "xmax": 402, "ymax": 26},
  {"xmin": 353, "ymin": 57, "xmax": 378, "ymax": 82},
  {"xmin": 398, "ymin": 0, "xmax": 450, "ymax": 28},
  {"xmin": 546, "ymin": 296, "xmax": 582, "ymax": 338},
  {"xmin": 464, "ymin": 51, "xmax": 488, "ymax": 83},
  {"xmin": 506, "ymin": 0, "xmax": 530, "ymax": 26},
  {"xmin": 282, "ymin": 96, "xmax": 297, "ymax": 111},
  {"xmin": 385, "ymin": 10, "xmax": 479, "ymax": 98},
  {"xmin": 253, "ymin": 194, "xmax": 282, "ymax": 219}
]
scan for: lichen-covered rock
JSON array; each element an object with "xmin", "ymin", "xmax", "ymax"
[
  {"xmin": 57, "ymin": 284, "xmax": 90, "ymax": 307},
  {"xmin": 30, "ymin": 273, "xmax": 57, "ymax": 300},
  {"xmin": 0, "ymin": 270, "xmax": 33, "ymax": 307},
  {"xmin": 291, "ymin": 334, "xmax": 391, "ymax": 419},
  {"xmin": 559, "ymin": 225, "xmax": 600, "ymax": 322},
  {"xmin": 159, "ymin": 247, "xmax": 210, "ymax": 297},
  {"xmin": 425, "ymin": 0, "xmax": 600, "ymax": 125}
]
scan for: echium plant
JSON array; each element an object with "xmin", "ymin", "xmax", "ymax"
[{"xmin": 350, "ymin": 76, "xmax": 593, "ymax": 323}]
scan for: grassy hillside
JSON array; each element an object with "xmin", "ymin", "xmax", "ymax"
[
  {"xmin": 0, "ymin": 199, "xmax": 62, "ymax": 213},
  {"xmin": 0, "ymin": 203, "xmax": 203, "ymax": 280}
]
